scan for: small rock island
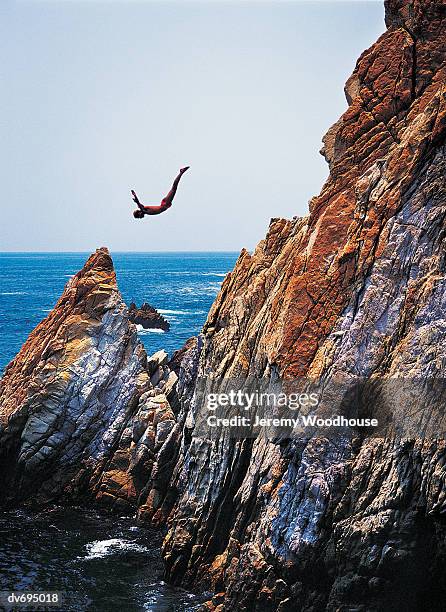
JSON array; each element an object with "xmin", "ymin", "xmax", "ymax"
[{"xmin": 128, "ymin": 302, "xmax": 170, "ymax": 331}]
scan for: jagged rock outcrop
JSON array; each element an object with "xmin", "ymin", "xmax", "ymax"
[
  {"xmin": 168, "ymin": 337, "xmax": 197, "ymax": 375},
  {"xmin": 0, "ymin": 248, "xmax": 177, "ymax": 512},
  {"xmin": 129, "ymin": 302, "xmax": 170, "ymax": 331},
  {"xmin": 160, "ymin": 2, "xmax": 446, "ymax": 610},
  {"xmin": 93, "ymin": 348, "xmax": 181, "ymax": 515}
]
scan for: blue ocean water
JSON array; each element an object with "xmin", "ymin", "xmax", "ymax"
[{"xmin": 0, "ymin": 252, "xmax": 239, "ymax": 373}]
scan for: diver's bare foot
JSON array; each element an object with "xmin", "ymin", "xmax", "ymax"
[{"xmin": 180, "ymin": 166, "xmax": 190, "ymax": 173}]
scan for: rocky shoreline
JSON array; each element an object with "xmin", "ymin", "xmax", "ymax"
[{"xmin": 1, "ymin": 1, "xmax": 446, "ymax": 610}]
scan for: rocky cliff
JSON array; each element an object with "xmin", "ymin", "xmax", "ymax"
[
  {"xmin": 159, "ymin": 1, "xmax": 446, "ymax": 610},
  {"xmin": 0, "ymin": 248, "xmax": 178, "ymax": 513}
]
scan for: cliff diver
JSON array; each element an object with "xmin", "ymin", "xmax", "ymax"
[{"xmin": 131, "ymin": 166, "xmax": 190, "ymax": 219}]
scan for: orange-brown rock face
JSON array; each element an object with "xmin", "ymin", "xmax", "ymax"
[
  {"xmin": 197, "ymin": 0, "xmax": 446, "ymax": 382},
  {"xmin": 0, "ymin": 249, "xmax": 178, "ymax": 511},
  {"xmin": 161, "ymin": 2, "xmax": 446, "ymax": 610}
]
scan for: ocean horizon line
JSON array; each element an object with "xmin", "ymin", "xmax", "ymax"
[{"xmin": 0, "ymin": 250, "xmax": 241, "ymax": 255}]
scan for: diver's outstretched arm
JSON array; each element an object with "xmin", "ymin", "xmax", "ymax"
[
  {"xmin": 162, "ymin": 166, "xmax": 190, "ymax": 206},
  {"xmin": 131, "ymin": 190, "xmax": 146, "ymax": 212}
]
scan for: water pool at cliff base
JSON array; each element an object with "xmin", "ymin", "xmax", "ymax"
[{"xmin": 0, "ymin": 507, "xmax": 206, "ymax": 611}]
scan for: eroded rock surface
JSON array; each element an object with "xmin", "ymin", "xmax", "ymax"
[
  {"xmin": 0, "ymin": 249, "xmax": 177, "ymax": 511},
  {"xmin": 160, "ymin": 2, "xmax": 446, "ymax": 610}
]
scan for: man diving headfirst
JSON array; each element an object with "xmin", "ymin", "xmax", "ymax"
[{"xmin": 131, "ymin": 166, "xmax": 190, "ymax": 219}]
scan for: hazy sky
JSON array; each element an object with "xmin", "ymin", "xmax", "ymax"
[{"xmin": 1, "ymin": 0, "xmax": 384, "ymax": 252}]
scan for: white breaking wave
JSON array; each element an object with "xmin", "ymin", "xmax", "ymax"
[
  {"xmin": 201, "ymin": 273, "xmax": 227, "ymax": 277},
  {"xmin": 158, "ymin": 309, "xmax": 206, "ymax": 316},
  {"xmin": 136, "ymin": 325, "xmax": 165, "ymax": 335},
  {"xmin": 84, "ymin": 538, "xmax": 148, "ymax": 560},
  {"xmin": 0, "ymin": 291, "xmax": 27, "ymax": 296},
  {"xmin": 178, "ymin": 283, "xmax": 222, "ymax": 295},
  {"xmin": 166, "ymin": 271, "xmax": 196, "ymax": 276},
  {"xmin": 158, "ymin": 309, "xmax": 189, "ymax": 315}
]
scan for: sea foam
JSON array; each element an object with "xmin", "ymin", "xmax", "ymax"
[
  {"xmin": 136, "ymin": 325, "xmax": 165, "ymax": 335},
  {"xmin": 84, "ymin": 538, "xmax": 148, "ymax": 560}
]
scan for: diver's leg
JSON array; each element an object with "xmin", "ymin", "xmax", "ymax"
[{"xmin": 162, "ymin": 167, "xmax": 189, "ymax": 206}]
